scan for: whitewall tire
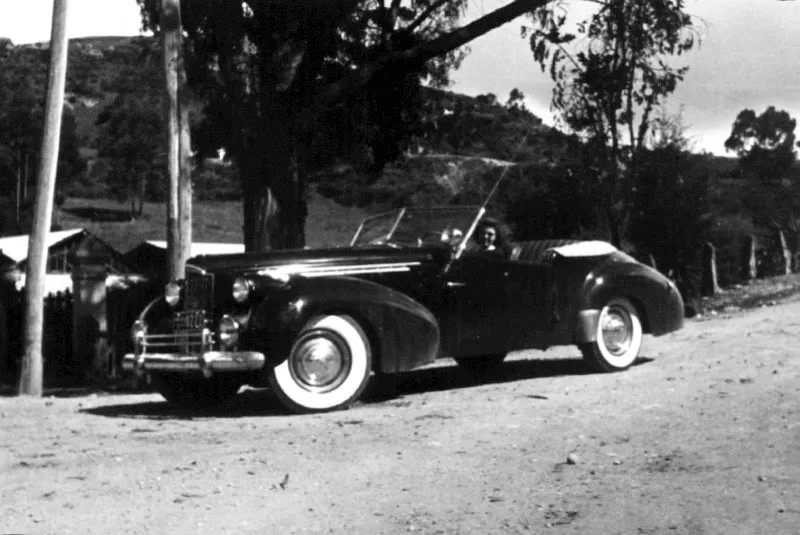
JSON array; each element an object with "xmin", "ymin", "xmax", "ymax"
[
  {"xmin": 580, "ymin": 297, "xmax": 643, "ymax": 372},
  {"xmin": 270, "ymin": 315, "xmax": 372, "ymax": 413}
]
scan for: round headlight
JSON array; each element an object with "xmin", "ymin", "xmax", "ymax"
[
  {"xmin": 218, "ymin": 315, "xmax": 240, "ymax": 348},
  {"xmin": 165, "ymin": 281, "xmax": 181, "ymax": 307},
  {"xmin": 130, "ymin": 320, "xmax": 147, "ymax": 344},
  {"xmin": 232, "ymin": 277, "xmax": 252, "ymax": 303}
]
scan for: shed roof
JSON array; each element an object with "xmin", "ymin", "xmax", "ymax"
[{"xmin": 0, "ymin": 229, "xmax": 85, "ymax": 264}]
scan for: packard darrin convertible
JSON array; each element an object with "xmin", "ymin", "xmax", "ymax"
[{"xmin": 123, "ymin": 205, "xmax": 684, "ymax": 413}]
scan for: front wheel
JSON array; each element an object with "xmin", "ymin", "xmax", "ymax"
[
  {"xmin": 579, "ymin": 296, "xmax": 643, "ymax": 372},
  {"xmin": 269, "ymin": 315, "xmax": 372, "ymax": 413}
]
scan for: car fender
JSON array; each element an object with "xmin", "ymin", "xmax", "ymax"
[
  {"xmin": 137, "ymin": 296, "xmax": 171, "ymax": 327},
  {"xmin": 248, "ymin": 276, "xmax": 440, "ymax": 374},
  {"xmin": 575, "ymin": 254, "xmax": 684, "ymax": 341}
]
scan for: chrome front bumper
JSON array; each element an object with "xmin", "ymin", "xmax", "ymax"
[{"xmin": 123, "ymin": 351, "xmax": 266, "ymax": 378}]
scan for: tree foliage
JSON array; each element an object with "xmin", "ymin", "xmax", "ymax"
[
  {"xmin": 94, "ymin": 38, "xmax": 165, "ymax": 217},
  {"xmin": 135, "ymin": 0, "xmax": 551, "ymax": 251},
  {"xmin": 97, "ymin": 95, "xmax": 164, "ymax": 217},
  {"xmin": 725, "ymin": 107, "xmax": 800, "ymax": 269},
  {"xmin": 724, "ymin": 106, "xmax": 798, "ymax": 182},
  {"xmin": 0, "ymin": 40, "xmax": 84, "ymax": 234},
  {"xmin": 526, "ymin": 0, "xmax": 697, "ymax": 245}
]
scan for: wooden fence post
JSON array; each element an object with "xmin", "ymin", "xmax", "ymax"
[
  {"xmin": 741, "ymin": 235, "xmax": 757, "ymax": 282},
  {"xmin": 70, "ymin": 238, "xmax": 111, "ymax": 383},
  {"xmin": 778, "ymin": 230, "xmax": 792, "ymax": 275},
  {"xmin": 701, "ymin": 242, "xmax": 722, "ymax": 297}
]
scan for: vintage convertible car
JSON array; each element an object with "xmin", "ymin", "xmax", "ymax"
[{"xmin": 123, "ymin": 206, "xmax": 684, "ymax": 413}]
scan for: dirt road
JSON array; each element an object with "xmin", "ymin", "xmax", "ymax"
[{"xmin": 2, "ymin": 296, "xmax": 799, "ymax": 534}]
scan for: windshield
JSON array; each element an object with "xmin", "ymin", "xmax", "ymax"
[{"xmin": 351, "ymin": 206, "xmax": 481, "ymax": 248}]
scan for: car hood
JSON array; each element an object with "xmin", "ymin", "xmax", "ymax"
[{"xmin": 186, "ymin": 245, "xmax": 449, "ymax": 278}]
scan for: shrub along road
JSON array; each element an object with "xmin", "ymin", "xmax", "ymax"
[{"xmin": 2, "ymin": 296, "xmax": 799, "ymax": 534}]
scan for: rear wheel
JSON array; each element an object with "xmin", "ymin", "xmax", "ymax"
[
  {"xmin": 269, "ymin": 315, "xmax": 372, "ymax": 413},
  {"xmin": 579, "ymin": 296, "xmax": 643, "ymax": 372},
  {"xmin": 152, "ymin": 373, "xmax": 243, "ymax": 409},
  {"xmin": 454, "ymin": 353, "xmax": 507, "ymax": 376}
]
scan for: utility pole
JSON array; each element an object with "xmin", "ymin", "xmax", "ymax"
[
  {"xmin": 162, "ymin": 0, "xmax": 192, "ymax": 281},
  {"xmin": 19, "ymin": 0, "xmax": 69, "ymax": 395}
]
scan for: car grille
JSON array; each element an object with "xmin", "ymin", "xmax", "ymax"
[
  {"xmin": 138, "ymin": 267, "xmax": 214, "ymax": 356},
  {"xmin": 184, "ymin": 265, "xmax": 214, "ymax": 312},
  {"xmin": 141, "ymin": 311, "xmax": 211, "ymax": 355}
]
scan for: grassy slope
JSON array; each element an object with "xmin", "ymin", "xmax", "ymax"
[{"xmin": 56, "ymin": 189, "xmax": 369, "ymax": 254}]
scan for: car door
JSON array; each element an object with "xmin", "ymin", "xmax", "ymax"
[
  {"xmin": 500, "ymin": 257, "xmax": 557, "ymax": 348},
  {"xmin": 441, "ymin": 251, "xmax": 554, "ymax": 357}
]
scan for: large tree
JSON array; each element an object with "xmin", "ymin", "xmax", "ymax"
[
  {"xmin": 725, "ymin": 107, "xmax": 800, "ymax": 267},
  {"xmin": 526, "ymin": 0, "xmax": 697, "ymax": 246},
  {"xmin": 136, "ymin": 0, "xmax": 552, "ymax": 251},
  {"xmin": 97, "ymin": 94, "xmax": 164, "ymax": 217},
  {"xmin": 724, "ymin": 106, "xmax": 797, "ymax": 182}
]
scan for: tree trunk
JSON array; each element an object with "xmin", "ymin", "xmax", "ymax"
[
  {"xmin": 241, "ymin": 143, "xmax": 307, "ymax": 252},
  {"xmin": 23, "ymin": 152, "xmax": 29, "ymax": 204},
  {"xmin": 606, "ymin": 209, "xmax": 622, "ymax": 249},
  {"xmin": 241, "ymin": 93, "xmax": 307, "ymax": 252},
  {"xmin": 14, "ymin": 148, "xmax": 21, "ymax": 229},
  {"xmin": 138, "ymin": 175, "xmax": 146, "ymax": 218}
]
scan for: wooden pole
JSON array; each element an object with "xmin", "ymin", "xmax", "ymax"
[
  {"xmin": 701, "ymin": 242, "xmax": 722, "ymax": 297},
  {"xmin": 741, "ymin": 235, "xmax": 757, "ymax": 281},
  {"xmin": 162, "ymin": 0, "xmax": 192, "ymax": 281},
  {"xmin": 19, "ymin": 0, "xmax": 69, "ymax": 396}
]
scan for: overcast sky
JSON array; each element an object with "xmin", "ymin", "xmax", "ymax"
[{"xmin": 2, "ymin": 0, "xmax": 798, "ymax": 155}]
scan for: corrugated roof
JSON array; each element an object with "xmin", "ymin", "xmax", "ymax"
[
  {"xmin": 0, "ymin": 229, "xmax": 85, "ymax": 264},
  {"xmin": 144, "ymin": 241, "xmax": 245, "ymax": 257}
]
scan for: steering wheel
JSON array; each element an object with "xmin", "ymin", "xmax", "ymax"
[{"xmin": 388, "ymin": 231, "xmax": 423, "ymax": 246}]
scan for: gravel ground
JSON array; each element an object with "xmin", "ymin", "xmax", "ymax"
[{"xmin": 2, "ymin": 294, "xmax": 800, "ymax": 534}]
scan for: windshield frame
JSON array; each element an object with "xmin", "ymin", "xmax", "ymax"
[{"xmin": 350, "ymin": 206, "xmax": 483, "ymax": 252}]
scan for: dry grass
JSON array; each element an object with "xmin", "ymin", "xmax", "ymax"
[{"xmin": 56, "ymin": 189, "xmax": 369, "ymax": 253}]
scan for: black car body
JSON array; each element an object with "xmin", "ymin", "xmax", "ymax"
[{"xmin": 123, "ymin": 206, "xmax": 684, "ymax": 413}]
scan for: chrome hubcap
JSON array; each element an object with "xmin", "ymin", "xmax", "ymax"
[
  {"xmin": 291, "ymin": 329, "xmax": 351, "ymax": 393},
  {"xmin": 601, "ymin": 307, "xmax": 632, "ymax": 355}
]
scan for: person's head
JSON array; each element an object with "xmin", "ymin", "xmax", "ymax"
[
  {"xmin": 476, "ymin": 219, "xmax": 499, "ymax": 251},
  {"xmin": 442, "ymin": 227, "xmax": 463, "ymax": 247}
]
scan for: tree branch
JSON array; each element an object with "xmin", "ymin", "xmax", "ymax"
[
  {"xmin": 317, "ymin": 0, "xmax": 549, "ymax": 108},
  {"xmin": 405, "ymin": 0, "xmax": 452, "ymax": 35}
]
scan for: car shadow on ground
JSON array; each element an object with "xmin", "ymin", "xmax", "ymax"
[
  {"xmin": 362, "ymin": 355, "xmax": 653, "ymax": 404},
  {"xmin": 81, "ymin": 355, "xmax": 654, "ymax": 420}
]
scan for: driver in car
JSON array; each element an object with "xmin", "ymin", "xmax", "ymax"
[{"xmin": 474, "ymin": 219, "xmax": 511, "ymax": 258}]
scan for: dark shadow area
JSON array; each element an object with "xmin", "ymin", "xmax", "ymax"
[
  {"xmin": 362, "ymin": 355, "xmax": 653, "ymax": 403},
  {"xmin": 80, "ymin": 355, "xmax": 654, "ymax": 420},
  {"xmin": 83, "ymin": 387, "xmax": 285, "ymax": 420},
  {"xmin": 62, "ymin": 206, "xmax": 141, "ymax": 222}
]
